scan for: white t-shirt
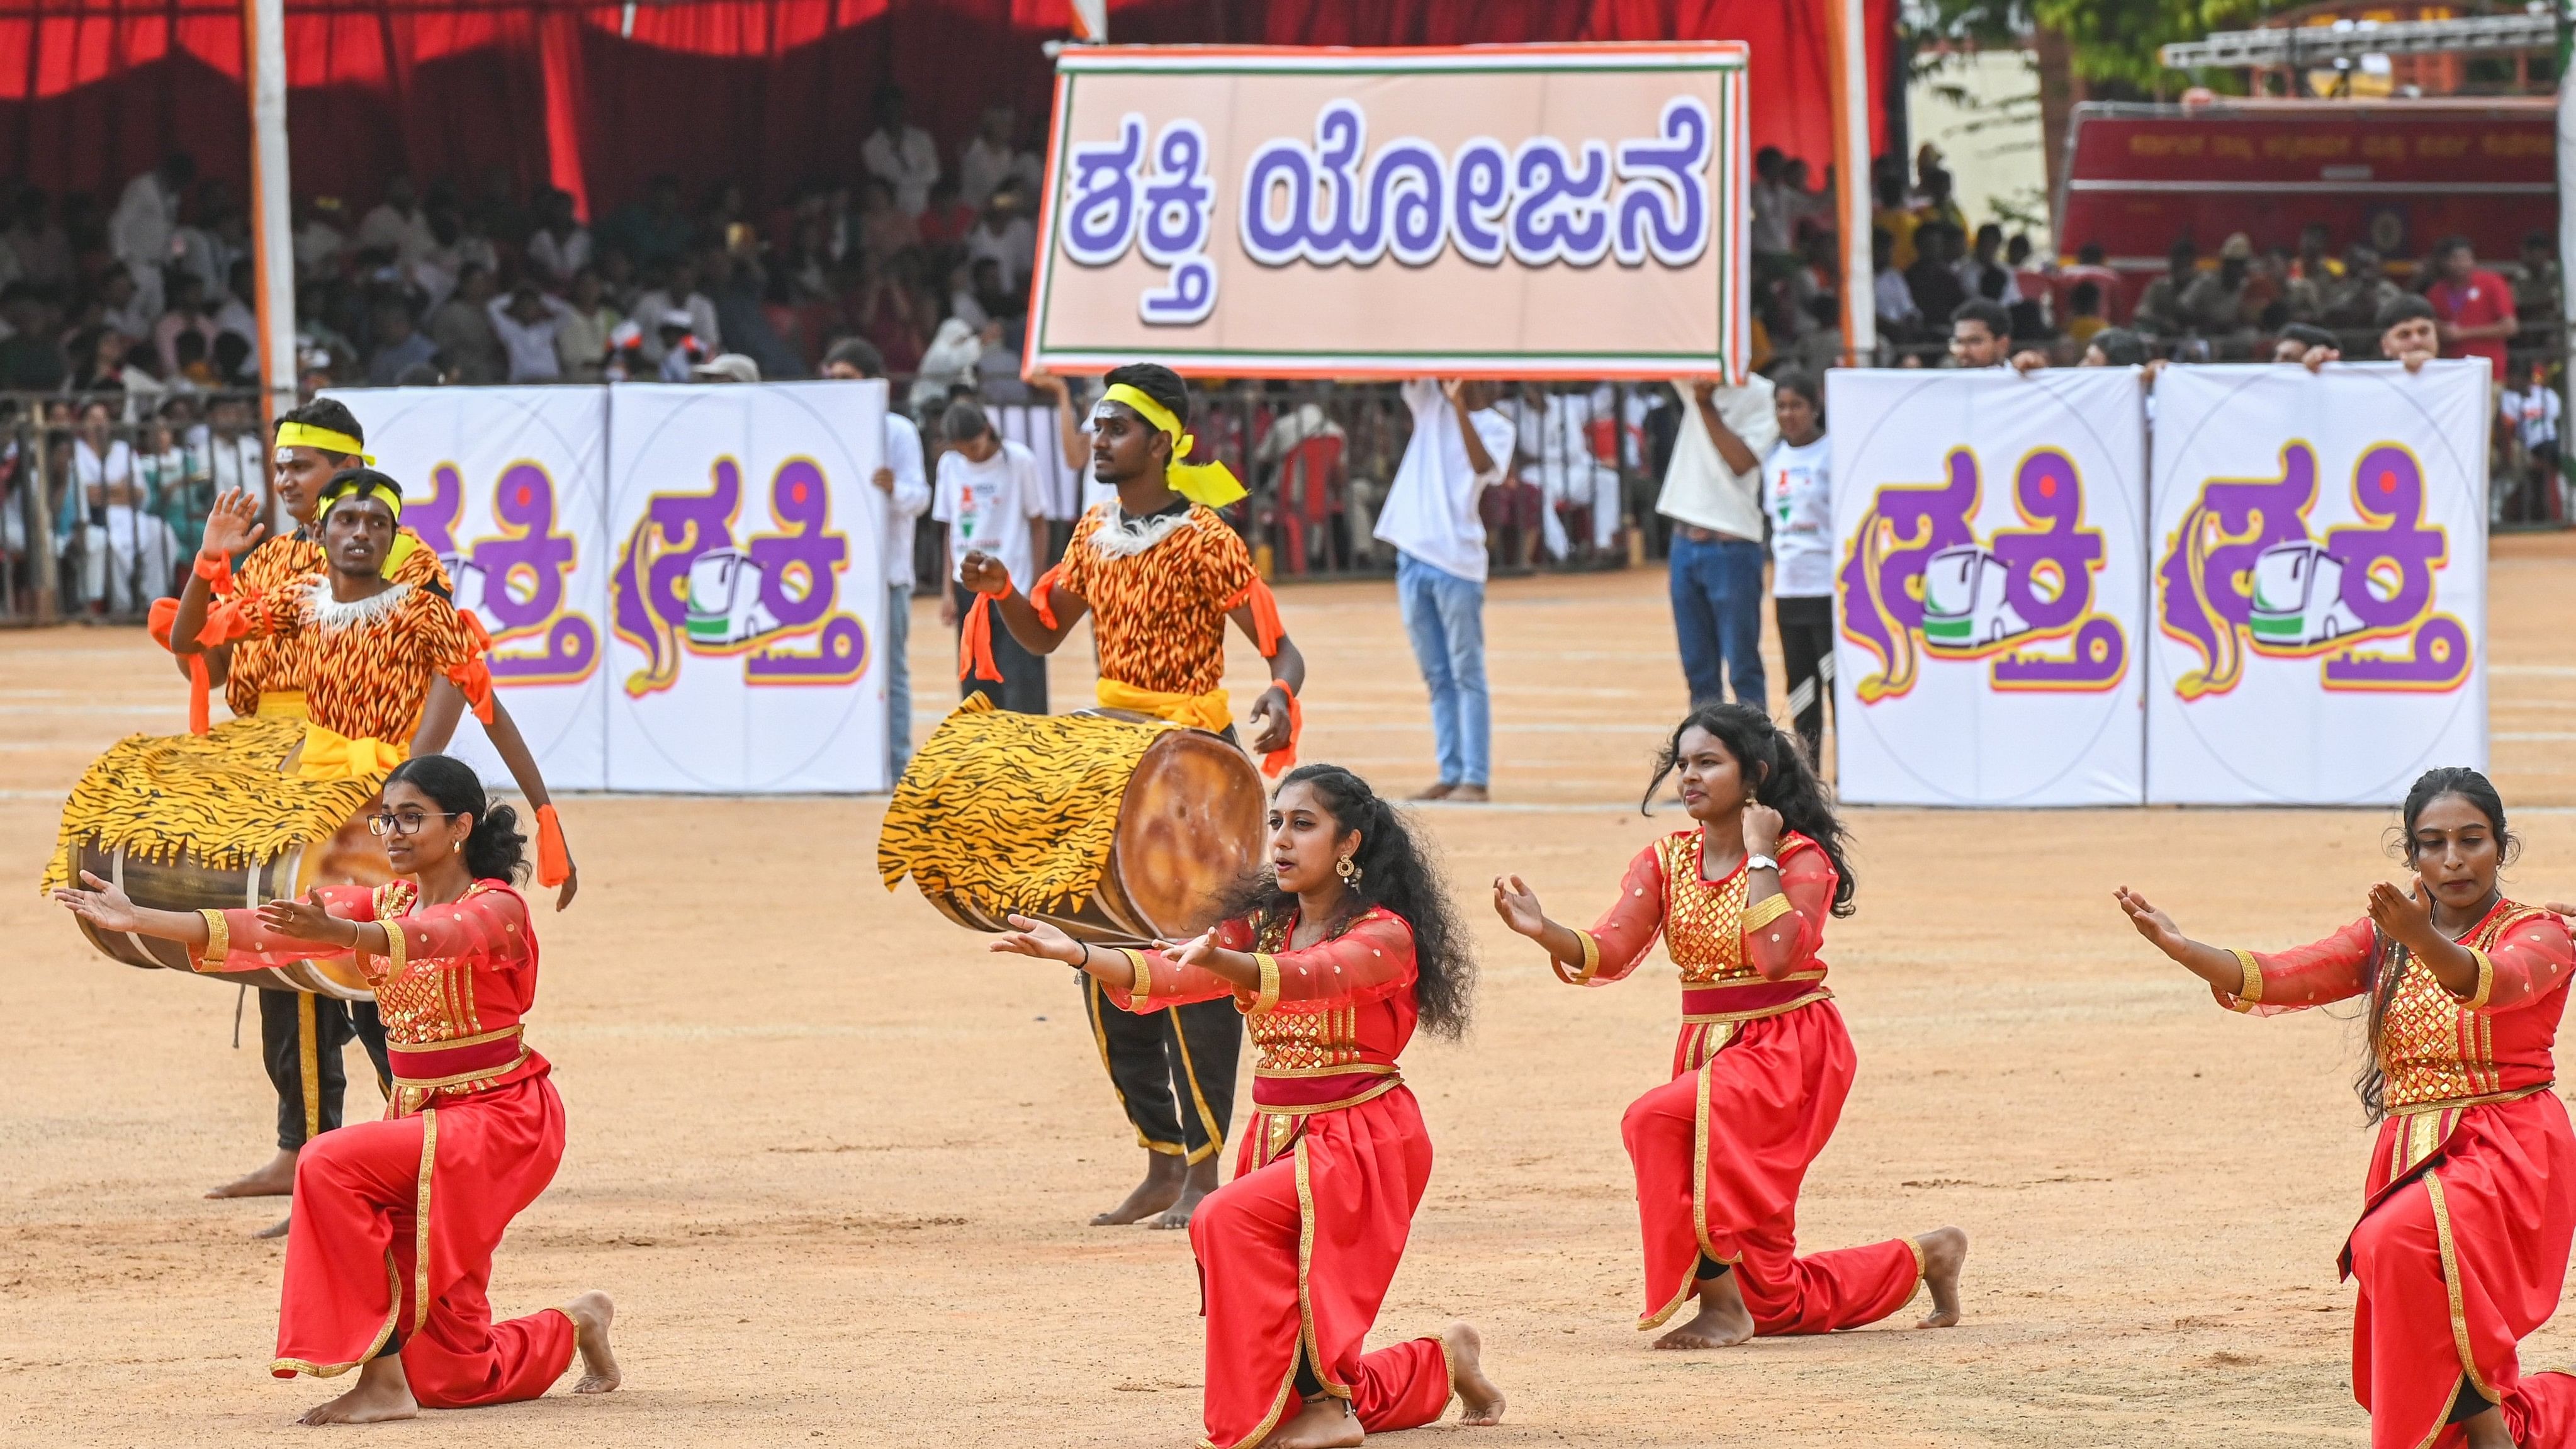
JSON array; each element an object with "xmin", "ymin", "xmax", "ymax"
[
  {"xmin": 933, "ymin": 439, "xmax": 1048, "ymax": 595},
  {"xmin": 1766, "ymin": 435, "xmax": 1833, "ymax": 599},
  {"xmin": 1372, "ymin": 379, "xmax": 1517, "ymax": 584},
  {"xmin": 882, "ymin": 412, "xmax": 931, "ymax": 589},
  {"xmin": 1655, "ymin": 374, "xmax": 1777, "ymax": 542},
  {"xmin": 2504, "ymin": 385, "xmax": 2561, "ymax": 449}
]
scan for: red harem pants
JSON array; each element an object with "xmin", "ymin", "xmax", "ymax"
[
  {"xmin": 1624, "ymin": 999, "xmax": 1921, "ymax": 1333},
  {"xmin": 1186, "ymin": 1085, "xmax": 1452, "ymax": 1449},
  {"xmin": 272, "ymin": 1074, "xmax": 577, "ymax": 1408},
  {"xmin": 2343, "ymin": 1090, "xmax": 2576, "ymax": 1448}
]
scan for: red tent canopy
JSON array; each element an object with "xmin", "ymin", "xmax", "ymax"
[{"xmin": 0, "ymin": 0, "xmax": 1892, "ymax": 222}]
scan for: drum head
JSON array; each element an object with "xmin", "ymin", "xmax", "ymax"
[
  {"xmin": 1111, "ymin": 730, "xmax": 1268, "ymax": 940},
  {"xmin": 290, "ymin": 804, "xmax": 394, "ymax": 997}
]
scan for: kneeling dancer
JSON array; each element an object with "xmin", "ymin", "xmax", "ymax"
[
  {"xmin": 1494, "ymin": 704, "xmax": 1966, "ymax": 1347},
  {"xmin": 2119, "ymin": 767, "xmax": 2576, "ymax": 1449},
  {"xmin": 54, "ymin": 755, "xmax": 616, "ymax": 1423},
  {"xmin": 991, "ymin": 764, "xmax": 1503, "ymax": 1448}
]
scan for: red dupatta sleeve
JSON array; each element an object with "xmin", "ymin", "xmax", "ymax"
[
  {"xmin": 1740, "ymin": 837, "xmax": 1836, "ymax": 982},
  {"xmin": 2215, "ymin": 918, "xmax": 2376, "ymax": 1015},
  {"xmin": 380, "ymin": 885, "xmax": 532, "ymax": 967},
  {"xmin": 1102, "ymin": 910, "xmax": 1416, "ymax": 1014},
  {"xmin": 2463, "ymin": 911, "xmax": 2576, "ymax": 1013},
  {"xmin": 190, "ymin": 884, "xmax": 381, "ymax": 973},
  {"xmin": 1559, "ymin": 844, "xmax": 1668, "ymax": 986}
]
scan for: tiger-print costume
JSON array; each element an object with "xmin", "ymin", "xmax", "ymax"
[
  {"xmin": 877, "ymin": 696, "xmax": 1174, "ymax": 917},
  {"xmin": 225, "ymin": 526, "xmax": 450, "ymax": 718},
  {"xmin": 228, "ymin": 572, "xmax": 483, "ymax": 741},
  {"xmin": 1054, "ymin": 503, "xmax": 1256, "ymax": 696}
]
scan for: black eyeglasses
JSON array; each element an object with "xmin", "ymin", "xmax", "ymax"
[{"xmin": 367, "ymin": 809, "xmax": 460, "ymax": 837}]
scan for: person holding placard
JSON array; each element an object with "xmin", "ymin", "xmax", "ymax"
[
  {"xmin": 1491, "ymin": 704, "xmax": 1967, "ymax": 1350},
  {"xmin": 2117, "ymin": 769, "xmax": 2576, "ymax": 1449},
  {"xmin": 955, "ymin": 362, "xmax": 1303, "ymax": 1227},
  {"xmin": 986, "ymin": 764, "xmax": 1504, "ymax": 1448},
  {"xmin": 936, "ymin": 400, "xmax": 1051, "ymax": 715},
  {"xmin": 1374, "ymin": 379, "xmax": 1516, "ymax": 803}
]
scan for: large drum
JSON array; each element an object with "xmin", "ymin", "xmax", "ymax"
[
  {"xmin": 47, "ymin": 713, "xmax": 393, "ymax": 999},
  {"xmin": 877, "ymin": 699, "xmax": 1268, "ymax": 945}
]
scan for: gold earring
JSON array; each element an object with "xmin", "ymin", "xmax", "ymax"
[
  {"xmin": 1336, "ymin": 854, "xmax": 1361, "ymax": 884},
  {"xmin": 452, "ymin": 840, "xmax": 461, "ymax": 854}
]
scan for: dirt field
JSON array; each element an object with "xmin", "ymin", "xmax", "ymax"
[{"xmin": 6, "ymin": 534, "xmax": 2576, "ymax": 1447}]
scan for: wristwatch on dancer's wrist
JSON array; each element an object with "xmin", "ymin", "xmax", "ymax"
[{"xmin": 1745, "ymin": 854, "xmax": 1779, "ymax": 874}]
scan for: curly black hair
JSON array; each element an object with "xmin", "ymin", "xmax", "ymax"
[
  {"xmin": 1215, "ymin": 763, "xmax": 1474, "ymax": 1038},
  {"xmin": 1642, "ymin": 703, "xmax": 1858, "ymax": 916}
]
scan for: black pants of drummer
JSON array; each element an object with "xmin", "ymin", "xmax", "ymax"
[
  {"xmin": 1775, "ymin": 594, "xmax": 1835, "ymax": 770},
  {"xmin": 958, "ymin": 611, "xmax": 1049, "ymax": 715},
  {"xmin": 1082, "ymin": 974, "xmax": 1240, "ymax": 1165},
  {"xmin": 259, "ymin": 988, "xmax": 392, "ymax": 1151}
]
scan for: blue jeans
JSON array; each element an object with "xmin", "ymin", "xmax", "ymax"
[
  {"xmin": 1669, "ymin": 531, "xmax": 1767, "ymax": 710},
  {"xmin": 1396, "ymin": 552, "xmax": 1490, "ymax": 787},
  {"xmin": 886, "ymin": 581, "xmax": 914, "ymax": 777}
]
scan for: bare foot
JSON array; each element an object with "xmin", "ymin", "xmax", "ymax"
[
  {"xmin": 1444, "ymin": 1321, "xmax": 1505, "ymax": 1426},
  {"xmin": 255, "ymin": 1212, "xmax": 292, "ymax": 1240},
  {"xmin": 2462, "ymin": 1404, "xmax": 2514, "ymax": 1449},
  {"xmin": 1151, "ymin": 1156, "xmax": 1222, "ymax": 1230},
  {"xmin": 1653, "ymin": 1271, "xmax": 1755, "ymax": 1350},
  {"xmin": 1916, "ymin": 1226, "xmax": 1968, "ymax": 1328},
  {"xmin": 209, "ymin": 1146, "xmax": 299, "ymax": 1199},
  {"xmin": 1257, "ymin": 1395, "xmax": 1363, "ymax": 1449},
  {"xmin": 1410, "ymin": 782, "xmax": 1456, "ymax": 801},
  {"xmin": 563, "ymin": 1290, "xmax": 621, "ymax": 1394},
  {"xmin": 1448, "ymin": 784, "xmax": 1491, "ymax": 804},
  {"xmin": 1092, "ymin": 1151, "xmax": 1186, "ymax": 1226},
  {"xmin": 296, "ymin": 1354, "xmax": 415, "ymax": 1424}
]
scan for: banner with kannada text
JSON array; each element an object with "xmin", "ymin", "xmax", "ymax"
[
  {"xmin": 1829, "ymin": 368, "xmax": 2149, "ymax": 806},
  {"xmin": 1026, "ymin": 44, "xmax": 1750, "ymax": 380},
  {"xmin": 2145, "ymin": 362, "xmax": 2487, "ymax": 804}
]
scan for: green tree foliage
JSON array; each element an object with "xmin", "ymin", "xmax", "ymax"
[{"xmin": 1908, "ymin": 0, "xmax": 2279, "ymax": 91}]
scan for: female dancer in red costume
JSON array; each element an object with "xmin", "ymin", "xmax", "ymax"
[
  {"xmin": 2119, "ymin": 767, "xmax": 2576, "ymax": 1449},
  {"xmin": 53, "ymin": 754, "xmax": 617, "ymax": 1424},
  {"xmin": 990, "ymin": 764, "xmax": 1504, "ymax": 1449},
  {"xmin": 1493, "ymin": 704, "xmax": 1966, "ymax": 1348}
]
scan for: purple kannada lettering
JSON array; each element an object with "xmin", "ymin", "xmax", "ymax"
[
  {"xmin": 1836, "ymin": 447, "xmax": 1976, "ymax": 702},
  {"xmin": 471, "ymin": 463, "xmax": 596, "ymax": 684}
]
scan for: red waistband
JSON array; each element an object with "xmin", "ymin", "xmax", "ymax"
[
  {"xmin": 1680, "ymin": 978, "xmax": 1830, "ymax": 1022},
  {"xmin": 1252, "ymin": 1066, "xmax": 1399, "ymax": 1110},
  {"xmin": 386, "ymin": 1025, "xmax": 524, "ymax": 1086}
]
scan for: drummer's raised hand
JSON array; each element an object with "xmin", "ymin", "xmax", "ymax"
[
  {"xmin": 52, "ymin": 869, "xmax": 145, "ymax": 933},
  {"xmin": 200, "ymin": 487, "xmax": 266, "ymax": 558},
  {"xmin": 990, "ymin": 913, "xmax": 1085, "ymax": 965}
]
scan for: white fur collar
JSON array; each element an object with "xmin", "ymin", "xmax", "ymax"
[
  {"xmin": 1086, "ymin": 502, "xmax": 1195, "ymax": 560},
  {"xmin": 302, "ymin": 577, "xmax": 411, "ymax": 629}
]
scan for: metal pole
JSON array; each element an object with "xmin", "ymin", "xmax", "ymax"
[
  {"xmin": 244, "ymin": 0, "xmax": 296, "ymax": 430},
  {"xmin": 1827, "ymin": 0, "xmax": 1876, "ymax": 364}
]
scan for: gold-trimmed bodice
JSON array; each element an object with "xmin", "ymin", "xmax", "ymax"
[
  {"xmin": 367, "ymin": 879, "xmax": 487, "ymax": 1047},
  {"xmin": 1655, "ymin": 829, "xmax": 1754, "ymax": 985},
  {"xmin": 2378, "ymin": 903, "xmax": 2550, "ymax": 1109}
]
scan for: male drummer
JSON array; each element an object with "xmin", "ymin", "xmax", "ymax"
[{"xmin": 957, "ymin": 362, "xmax": 1303, "ymax": 1228}]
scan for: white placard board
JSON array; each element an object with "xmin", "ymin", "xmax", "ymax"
[
  {"xmin": 604, "ymin": 382, "xmax": 889, "ymax": 792},
  {"xmin": 327, "ymin": 386, "xmax": 612, "ymax": 791},
  {"xmin": 1828, "ymin": 367, "xmax": 2148, "ymax": 806},
  {"xmin": 2145, "ymin": 362, "xmax": 2488, "ymax": 804}
]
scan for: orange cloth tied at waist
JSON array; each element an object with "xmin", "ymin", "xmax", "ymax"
[{"xmin": 296, "ymin": 723, "xmax": 407, "ymax": 781}]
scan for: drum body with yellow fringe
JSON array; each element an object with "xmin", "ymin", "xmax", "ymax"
[
  {"xmin": 45, "ymin": 713, "xmax": 393, "ymax": 999},
  {"xmin": 878, "ymin": 698, "xmax": 1267, "ymax": 944}
]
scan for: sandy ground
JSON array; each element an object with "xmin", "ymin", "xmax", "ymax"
[{"xmin": 6, "ymin": 535, "xmax": 2576, "ymax": 1448}]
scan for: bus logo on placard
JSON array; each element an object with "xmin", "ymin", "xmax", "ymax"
[
  {"xmin": 2156, "ymin": 441, "xmax": 2469, "ymax": 698},
  {"xmin": 408, "ymin": 461, "xmax": 600, "ymax": 685},
  {"xmin": 1836, "ymin": 447, "xmax": 2127, "ymax": 702},
  {"xmin": 607, "ymin": 456, "xmax": 870, "ymax": 697}
]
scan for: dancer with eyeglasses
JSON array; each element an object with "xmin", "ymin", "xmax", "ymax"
[
  {"xmin": 53, "ymin": 753, "xmax": 618, "ymax": 1424},
  {"xmin": 46, "ymin": 465, "xmax": 577, "ymax": 1227},
  {"xmin": 950, "ymin": 362, "xmax": 1303, "ymax": 1227}
]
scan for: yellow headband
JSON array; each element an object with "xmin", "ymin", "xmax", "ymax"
[
  {"xmin": 275, "ymin": 420, "xmax": 374, "ymax": 465},
  {"xmin": 1100, "ymin": 383, "xmax": 1245, "ymax": 508},
  {"xmin": 317, "ymin": 475, "xmax": 405, "ymax": 522}
]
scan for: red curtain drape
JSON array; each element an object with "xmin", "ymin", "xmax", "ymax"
[{"xmin": 0, "ymin": 0, "xmax": 1891, "ymax": 218}]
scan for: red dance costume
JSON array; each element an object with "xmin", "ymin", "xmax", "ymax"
[
  {"xmin": 1101, "ymin": 906, "xmax": 1454, "ymax": 1449},
  {"xmin": 194, "ymin": 879, "xmax": 577, "ymax": 1407},
  {"xmin": 1563, "ymin": 828, "xmax": 1923, "ymax": 1333},
  {"xmin": 2214, "ymin": 899, "xmax": 2576, "ymax": 1447}
]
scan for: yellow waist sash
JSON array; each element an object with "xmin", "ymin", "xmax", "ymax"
[
  {"xmin": 1095, "ymin": 679, "xmax": 1230, "ymax": 734},
  {"xmin": 296, "ymin": 721, "xmax": 407, "ymax": 781},
  {"xmin": 255, "ymin": 691, "xmax": 309, "ymax": 719}
]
